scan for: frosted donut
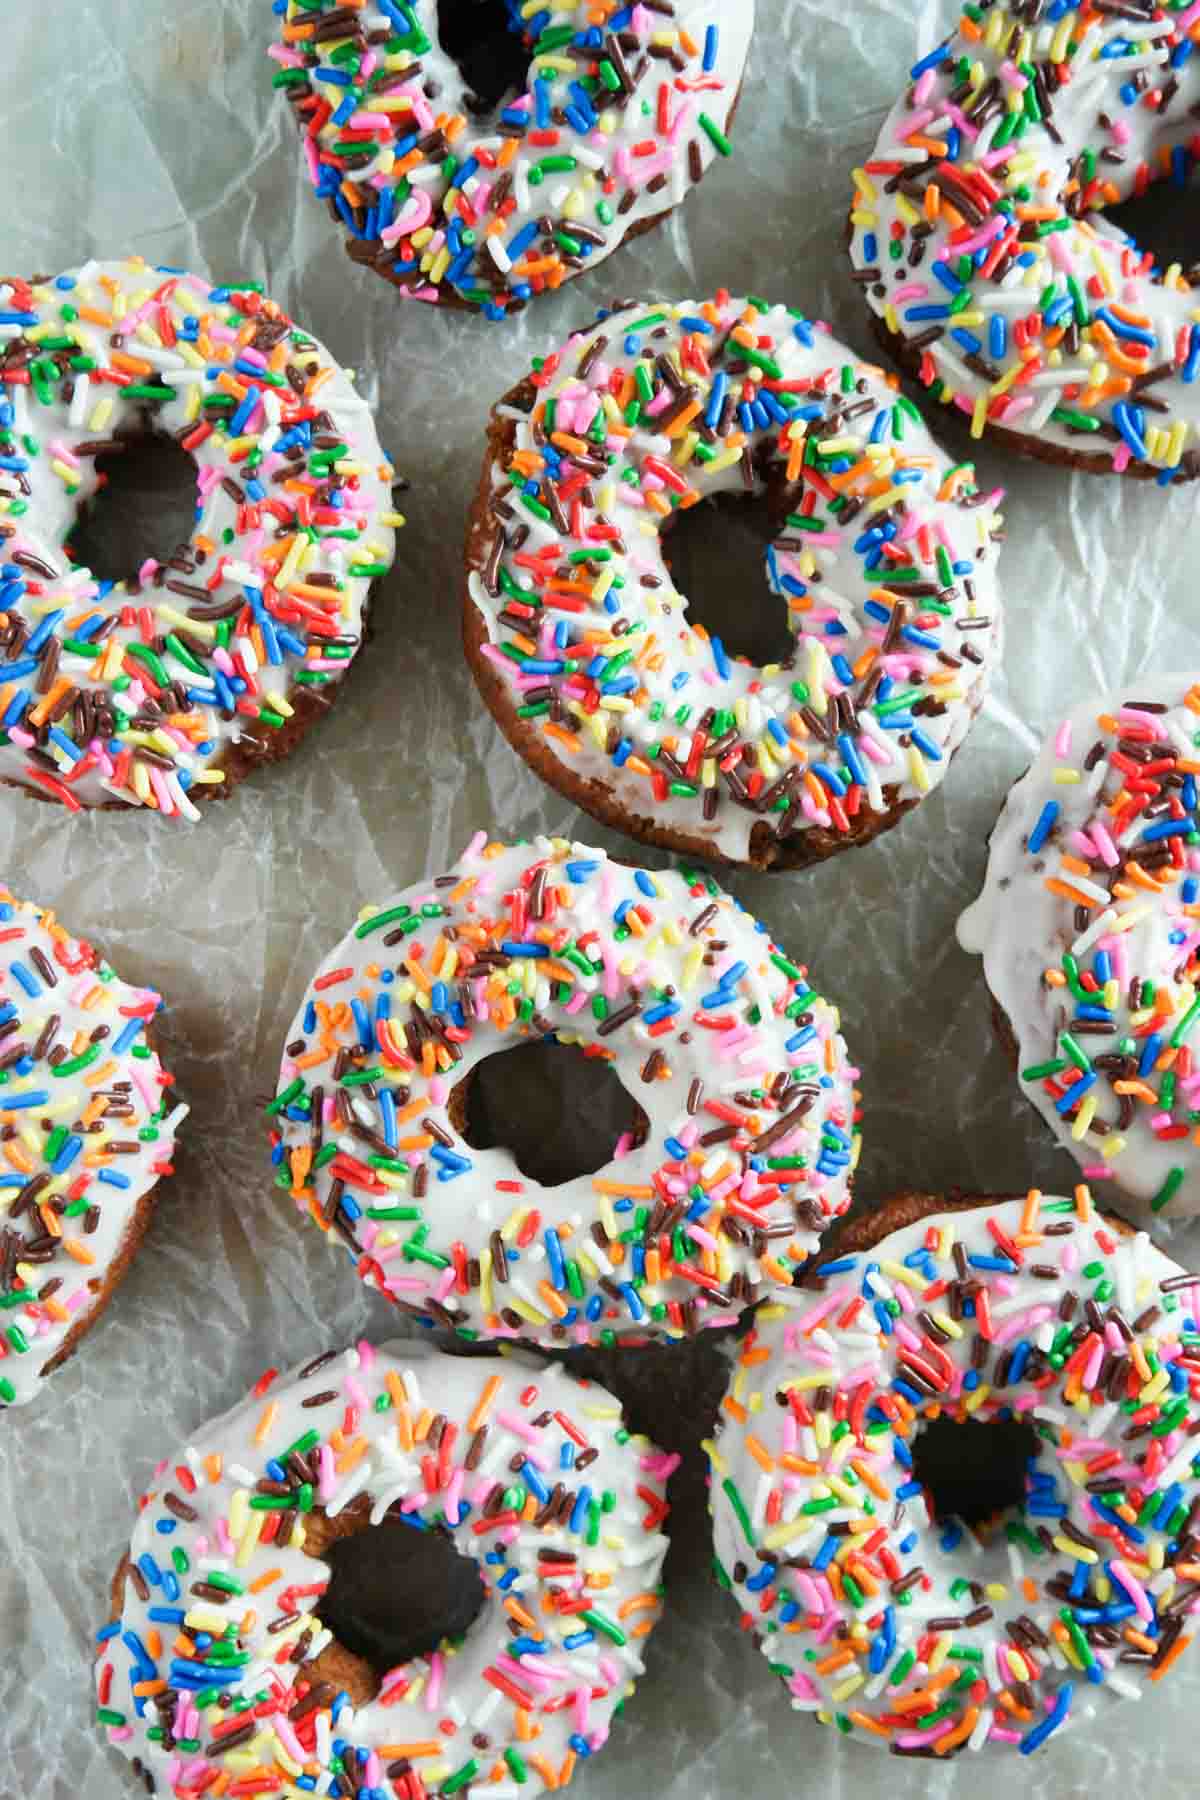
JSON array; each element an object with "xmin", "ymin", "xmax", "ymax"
[
  {"xmin": 0, "ymin": 888, "xmax": 186, "ymax": 1407},
  {"xmin": 849, "ymin": 5, "xmax": 1200, "ymax": 481},
  {"xmin": 958, "ymin": 672, "xmax": 1200, "ymax": 1218},
  {"xmin": 97, "ymin": 1339, "xmax": 671, "ymax": 1798},
  {"xmin": 267, "ymin": 1, "xmax": 753, "ymax": 317},
  {"xmin": 464, "ymin": 293, "xmax": 1005, "ymax": 871},
  {"xmin": 709, "ymin": 1187, "xmax": 1200, "ymax": 1757},
  {"xmin": 0, "ymin": 256, "xmax": 399, "ymax": 816},
  {"xmin": 268, "ymin": 833, "xmax": 859, "ymax": 1342}
]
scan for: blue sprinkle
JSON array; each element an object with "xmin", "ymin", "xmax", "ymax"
[
  {"xmin": 1019, "ymin": 1683, "xmax": 1073, "ymax": 1754},
  {"xmin": 1028, "ymin": 800, "xmax": 1059, "ymax": 854}
]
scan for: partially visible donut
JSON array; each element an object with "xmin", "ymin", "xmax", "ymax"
[
  {"xmin": 709, "ymin": 1186, "xmax": 1200, "ymax": 1756},
  {"xmin": 96, "ymin": 1340, "xmax": 672, "ymax": 1799},
  {"xmin": 464, "ymin": 294, "xmax": 1005, "ymax": 871},
  {"xmin": 849, "ymin": 7, "xmax": 1200, "ymax": 480},
  {"xmin": 268, "ymin": 1, "xmax": 753, "ymax": 317},
  {"xmin": 958, "ymin": 672, "xmax": 1200, "ymax": 1218},
  {"xmin": 0, "ymin": 257, "xmax": 400, "ymax": 815},
  {"xmin": 0, "ymin": 888, "xmax": 186, "ymax": 1406},
  {"xmin": 268, "ymin": 833, "xmax": 860, "ymax": 1342}
]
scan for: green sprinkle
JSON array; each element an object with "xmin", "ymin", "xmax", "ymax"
[
  {"xmin": 267, "ymin": 1076, "xmax": 303, "ymax": 1116},
  {"xmin": 443, "ymin": 1762, "xmax": 481, "ymax": 1797},
  {"xmin": 581, "ymin": 1608, "xmax": 627, "ymax": 1645},
  {"xmin": 698, "ymin": 112, "xmax": 732, "ymax": 156},
  {"xmin": 722, "ymin": 1476, "xmax": 755, "ymax": 1546},
  {"xmin": 1153, "ymin": 1167, "xmax": 1185, "ymax": 1213}
]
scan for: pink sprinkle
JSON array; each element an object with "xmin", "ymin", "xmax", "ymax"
[
  {"xmin": 1110, "ymin": 1559, "xmax": 1153, "ymax": 1621},
  {"xmin": 898, "ymin": 107, "xmax": 934, "ymax": 142},
  {"xmin": 318, "ymin": 1442, "xmax": 337, "ymax": 1502}
]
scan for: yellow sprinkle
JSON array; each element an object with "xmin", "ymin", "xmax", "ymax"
[
  {"xmin": 1053, "ymin": 1535, "xmax": 1098, "ymax": 1564},
  {"xmin": 1071, "ymin": 1094, "xmax": 1097, "ymax": 1141}
]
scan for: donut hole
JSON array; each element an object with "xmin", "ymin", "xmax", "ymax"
[
  {"xmin": 451, "ymin": 1037, "xmax": 643, "ymax": 1187},
  {"xmin": 65, "ymin": 430, "xmax": 197, "ymax": 588},
  {"xmin": 436, "ymin": 0, "xmax": 531, "ymax": 114},
  {"xmin": 910, "ymin": 1414, "xmax": 1038, "ymax": 1528},
  {"xmin": 304, "ymin": 1502, "xmax": 487, "ymax": 1705},
  {"xmin": 662, "ymin": 490, "xmax": 795, "ymax": 668},
  {"xmin": 1104, "ymin": 176, "xmax": 1200, "ymax": 285}
]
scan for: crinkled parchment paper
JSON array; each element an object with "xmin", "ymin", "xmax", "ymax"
[{"xmin": 5, "ymin": 2, "xmax": 1200, "ymax": 1796}]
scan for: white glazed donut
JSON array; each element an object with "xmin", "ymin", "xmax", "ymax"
[
  {"xmin": 268, "ymin": 2, "xmax": 754, "ymax": 316},
  {"xmin": 849, "ymin": 3, "xmax": 1200, "ymax": 480},
  {"xmin": 0, "ymin": 887, "xmax": 187, "ymax": 1406},
  {"xmin": 268, "ymin": 833, "xmax": 860, "ymax": 1342},
  {"xmin": 958, "ymin": 672, "xmax": 1200, "ymax": 1217},
  {"xmin": 464, "ymin": 293, "xmax": 1006, "ymax": 870},
  {"xmin": 0, "ymin": 257, "xmax": 399, "ymax": 816},
  {"xmin": 97, "ymin": 1340, "xmax": 672, "ymax": 1800},
  {"xmin": 709, "ymin": 1188, "xmax": 1200, "ymax": 1757}
]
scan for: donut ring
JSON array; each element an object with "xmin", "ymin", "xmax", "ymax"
[
  {"xmin": 0, "ymin": 888, "xmax": 186, "ymax": 1407},
  {"xmin": 850, "ymin": 7, "xmax": 1200, "ymax": 481},
  {"xmin": 268, "ymin": 833, "xmax": 859, "ymax": 1343},
  {"xmin": 268, "ymin": 1, "xmax": 753, "ymax": 317},
  {"xmin": 0, "ymin": 257, "xmax": 399, "ymax": 816},
  {"xmin": 97, "ymin": 1340, "xmax": 671, "ymax": 1798},
  {"xmin": 959, "ymin": 672, "xmax": 1200, "ymax": 1219},
  {"xmin": 709, "ymin": 1186, "xmax": 1200, "ymax": 1757},
  {"xmin": 464, "ymin": 294, "xmax": 1005, "ymax": 871}
]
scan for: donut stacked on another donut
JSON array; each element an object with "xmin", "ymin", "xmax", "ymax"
[
  {"xmin": 268, "ymin": 1, "xmax": 753, "ymax": 317},
  {"xmin": 709, "ymin": 1188, "xmax": 1200, "ymax": 1757},
  {"xmin": 0, "ymin": 889, "xmax": 186, "ymax": 1406},
  {"xmin": 849, "ymin": 5, "xmax": 1200, "ymax": 480},
  {"xmin": 268, "ymin": 834, "xmax": 860, "ymax": 1343},
  {"xmin": 0, "ymin": 257, "xmax": 400, "ymax": 816},
  {"xmin": 465, "ymin": 294, "xmax": 1005, "ymax": 870},
  {"xmin": 959, "ymin": 673, "xmax": 1200, "ymax": 1218},
  {"xmin": 98, "ymin": 1341, "xmax": 672, "ymax": 1799}
]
